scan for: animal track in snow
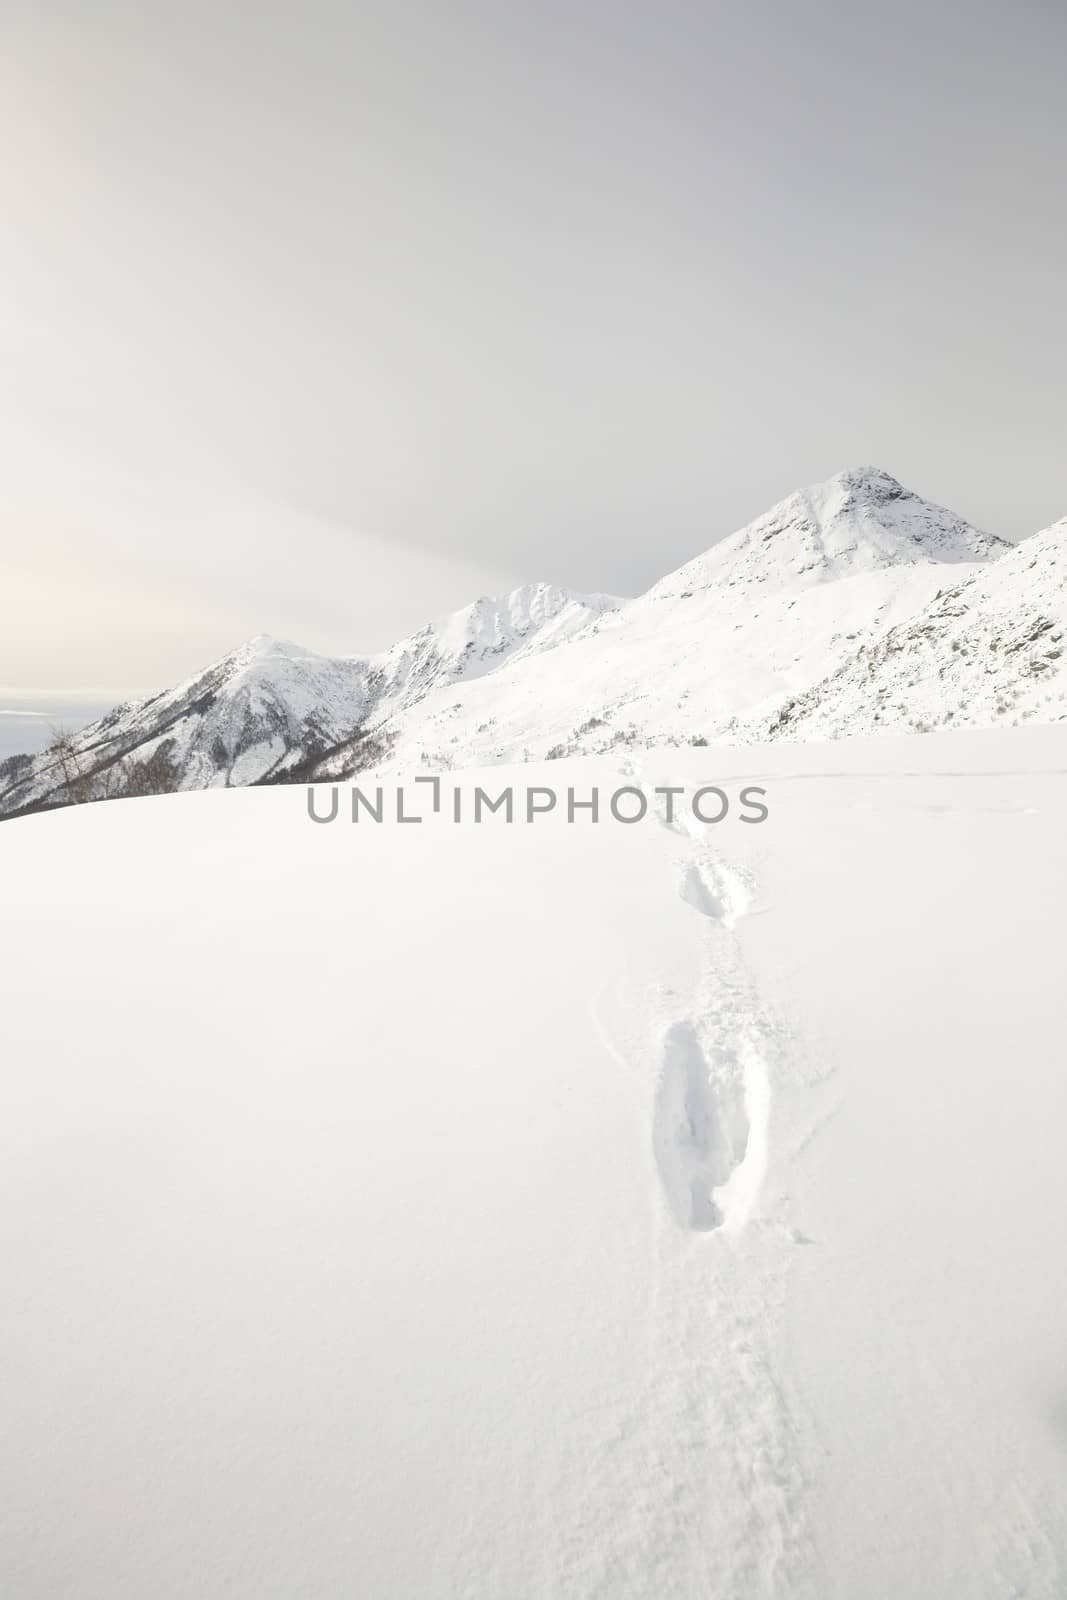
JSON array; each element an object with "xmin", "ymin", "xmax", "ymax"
[{"xmin": 652, "ymin": 1019, "xmax": 751, "ymax": 1232}]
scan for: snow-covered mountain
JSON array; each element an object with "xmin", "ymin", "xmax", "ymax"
[
  {"xmin": 761, "ymin": 515, "xmax": 1067, "ymax": 738},
  {"xmin": 368, "ymin": 466, "xmax": 1009, "ymax": 768},
  {"xmin": 0, "ymin": 582, "xmax": 617, "ymax": 815},
  {"xmin": 648, "ymin": 464, "xmax": 999, "ymax": 600},
  {"xmin": 8, "ymin": 463, "xmax": 1066, "ymax": 816}
]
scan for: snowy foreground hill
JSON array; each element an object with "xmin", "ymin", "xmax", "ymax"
[
  {"xmin": 14, "ymin": 463, "xmax": 1067, "ymax": 818},
  {"xmin": 3, "ymin": 729, "xmax": 1066, "ymax": 1596}
]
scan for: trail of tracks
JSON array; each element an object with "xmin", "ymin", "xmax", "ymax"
[{"xmin": 552, "ymin": 767, "xmax": 820, "ymax": 1598}]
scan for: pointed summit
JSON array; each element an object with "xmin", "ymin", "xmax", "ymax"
[{"xmin": 649, "ymin": 467, "xmax": 1007, "ymax": 601}]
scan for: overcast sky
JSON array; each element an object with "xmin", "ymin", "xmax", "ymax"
[{"xmin": 1, "ymin": 0, "xmax": 1064, "ymax": 719}]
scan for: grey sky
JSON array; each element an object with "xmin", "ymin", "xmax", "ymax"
[{"xmin": 1, "ymin": 0, "xmax": 1064, "ymax": 712}]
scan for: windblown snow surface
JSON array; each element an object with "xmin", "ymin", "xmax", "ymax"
[{"xmin": 2, "ymin": 727, "xmax": 1066, "ymax": 1597}]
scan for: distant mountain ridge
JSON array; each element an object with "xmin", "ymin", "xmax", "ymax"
[
  {"xmin": 0, "ymin": 583, "xmax": 617, "ymax": 814},
  {"xmin": 371, "ymin": 467, "xmax": 1013, "ymax": 770},
  {"xmin": 2, "ymin": 467, "xmax": 1062, "ymax": 819}
]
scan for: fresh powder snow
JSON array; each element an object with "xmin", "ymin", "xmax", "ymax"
[{"xmin": 2, "ymin": 728, "xmax": 1065, "ymax": 1596}]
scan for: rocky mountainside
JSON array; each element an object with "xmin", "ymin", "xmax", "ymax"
[
  {"xmin": 6, "ymin": 465, "xmax": 1063, "ymax": 817},
  {"xmin": 760, "ymin": 515, "xmax": 1067, "ymax": 739},
  {"xmin": 0, "ymin": 584, "xmax": 616, "ymax": 816},
  {"xmin": 362, "ymin": 467, "xmax": 1009, "ymax": 769}
]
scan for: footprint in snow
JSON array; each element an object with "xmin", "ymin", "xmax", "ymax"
[
  {"xmin": 652, "ymin": 1020, "xmax": 750, "ymax": 1233},
  {"xmin": 678, "ymin": 860, "xmax": 750, "ymax": 927}
]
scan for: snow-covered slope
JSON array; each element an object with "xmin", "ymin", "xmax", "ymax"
[
  {"xmin": 0, "ymin": 633, "xmax": 374, "ymax": 810},
  {"xmin": 0, "ymin": 583, "xmax": 617, "ymax": 814},
  {"xmin": 3, "ymin": 730, "xmax": 1065, "ymax": 1596},
  {"xmin": 365, "ymin": 581, "xmax": 619, "ymax": 713},
  {"xmin": 0, "ymin": 466, "xmax": 1036, "ymax": 814},
  {"xmin": 648, "ymin": 464, "xmax": 1001, "ymax": 600},
  {"xmin": 367, "ymin": 467, "xmax": 1006, "ymax": 768},
  {"xmin": 762, "ymin": 516, "xmax": 1067, "ymax": 738}
]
